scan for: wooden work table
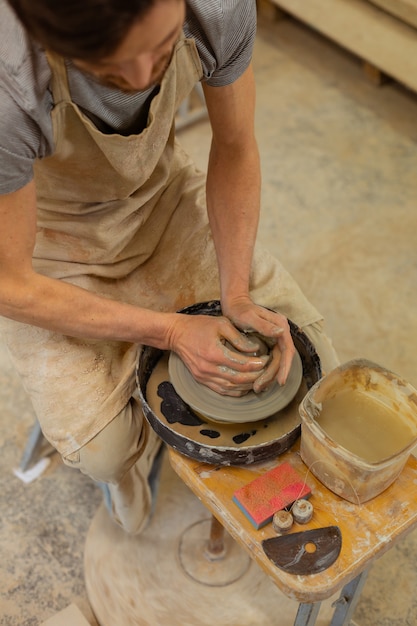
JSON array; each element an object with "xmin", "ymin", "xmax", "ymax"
[{"xmin": 169, "ymin": 443, "xmax": 417, "ymax": 622}]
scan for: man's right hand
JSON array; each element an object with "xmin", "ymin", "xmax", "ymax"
[{"xmin": 166, "ymin": 313, "xmax": 271, "ymax": 396}]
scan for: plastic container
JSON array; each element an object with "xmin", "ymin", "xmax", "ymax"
[{"xmin": 299, "ymin": 359, "xmax": 417, "ymax": 503}]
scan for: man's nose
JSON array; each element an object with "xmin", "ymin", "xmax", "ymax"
[{"xmin": 119, "ymin": 54, "xmax": 155, "ymax": 90}]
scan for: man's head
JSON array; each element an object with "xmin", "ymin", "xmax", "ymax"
[{"xmin": 7, "ymin": 0, "xmax": 186, "ymax": 91}]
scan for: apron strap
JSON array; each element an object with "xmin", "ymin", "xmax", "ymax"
[{"xmin": 45, "ymin": 51, "xmax": 72, "ymax": 104}]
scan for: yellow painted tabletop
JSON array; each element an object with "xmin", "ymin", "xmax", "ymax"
[{"xmin": 169, "ymin": 443, "xmax": 417, "ymax": 603}]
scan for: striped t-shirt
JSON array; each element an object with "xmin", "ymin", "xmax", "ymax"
[{"xmin": 0, "ymin": 0, "xmax": 256, "ymax": 194}]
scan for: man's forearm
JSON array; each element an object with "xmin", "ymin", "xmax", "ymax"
[
  {"xmin": 0, "ymin": 269, "xmax": 178, "ymax": 348},
  {"xmin": 206, "ymin": 135, "xmax": 262, "ymax": 305}
]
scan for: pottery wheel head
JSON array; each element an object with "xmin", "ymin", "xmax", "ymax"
[{"xmin": 168, "ymin": 338, "xmax": 303, "ymax": 424}]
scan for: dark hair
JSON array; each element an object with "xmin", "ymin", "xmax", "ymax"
[{"xmin": 7, "ymin": 0, "xmax": 157, "ymax": 60}]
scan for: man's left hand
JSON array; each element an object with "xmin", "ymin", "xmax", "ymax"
[{"xmin": 221, "ymin": 295, "xmax": 295, "ymax": 391}]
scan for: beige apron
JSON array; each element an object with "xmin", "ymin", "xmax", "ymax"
[{"xmin": 0, "ymin": 37, "xmax": 322, "ymax": 457}]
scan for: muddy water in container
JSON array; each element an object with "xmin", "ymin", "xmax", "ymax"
[{"xmin": 299, "ymin": 359, "xmax": 417, "ymax": 503}]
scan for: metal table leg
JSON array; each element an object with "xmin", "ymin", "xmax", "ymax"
[
  {"xmin": 330, "ymin": 569, "xmax": 369, "ymax": 625},
  {"xmin": 19, "ymin": 420, "xmax": 45, "ymax": 471},
  {"xmin": 294, "ymin": 602, "xmax": 321, "ymax": 626},
  {"xmin": 293, "ymin": 569, "xmax": 368, "ymax": 626}
]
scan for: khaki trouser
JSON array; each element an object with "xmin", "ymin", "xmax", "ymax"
[{"xmin": 64, "ymin": 395, "xmax": 161, "ymax": 535}]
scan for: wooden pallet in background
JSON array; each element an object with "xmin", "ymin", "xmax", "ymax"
[{"xmin": 257, "ymin": 0, "xmax": 417, "ymax": 92}]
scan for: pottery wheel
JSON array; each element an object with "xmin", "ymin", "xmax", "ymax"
[
  {"xmin": 136, "ymin": 307, "xmax": 322, "ymax": 466},
  {"xmin": 168, "ymin": 349, "xmax": 303, "ymax": 424}
]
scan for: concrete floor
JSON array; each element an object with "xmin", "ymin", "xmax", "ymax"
[{"xmin": 1, "ymin": 13, "xmax": 417, "ymax": 626}]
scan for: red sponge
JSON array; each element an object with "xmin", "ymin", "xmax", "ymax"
[{"xmin": 232, "ymin": 462, "xmax": 311, "ymax": 529}]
